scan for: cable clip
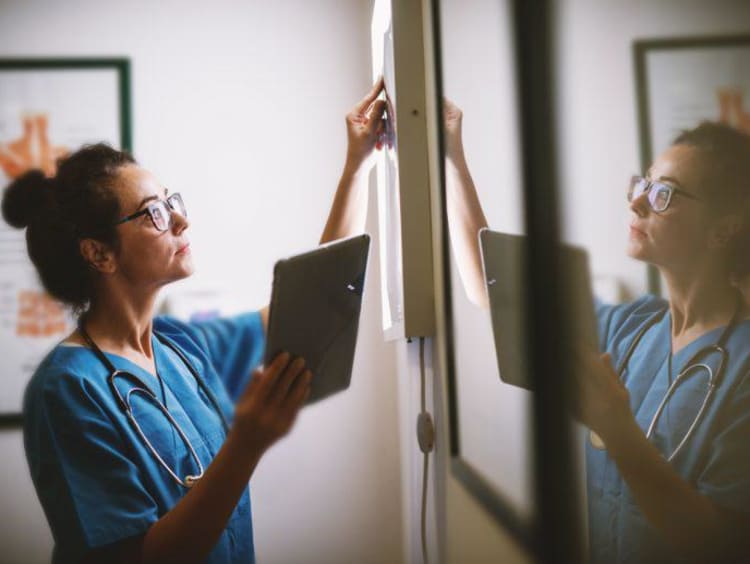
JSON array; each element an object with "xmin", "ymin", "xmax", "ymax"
[{"xmin": 417, "ymin": 411, "xmax": 435, "ymax": 453}]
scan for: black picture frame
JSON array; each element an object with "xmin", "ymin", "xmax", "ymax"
[
  {"xmin": 0, "ymin": 57, "xmax": 131, "ymax": 429},
  {"xmin": 634, "ymin": 35, "xmax": 750, "ymax": 295}
]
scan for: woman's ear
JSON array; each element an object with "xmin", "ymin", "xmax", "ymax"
[
  {"xmin": 709, "ymin": 213, "xmax": 744, "ymax": 250},
  {"xmin": 79, "ymin": 238, "xmax": 117, "ymax": 274}
]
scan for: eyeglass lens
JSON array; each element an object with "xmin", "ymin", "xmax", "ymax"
[
  {"xmin": 149, "ymin": 194, "xmax": 187, "ymax": 231},
  {"xmin": 628, "ymin": 177, "xmax": 671, "ymax": 213}
]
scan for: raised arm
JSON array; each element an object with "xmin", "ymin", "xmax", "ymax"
[
  {"xmin": 320, "ymin": 77, "xmax": 386, "ymax": 244},
  {"xmin": 443, "ymin": 98, "xmax": 489, "ymax": 308},
  {"xmin": 260, "ymin": 80, "xmax": 387, "ymax": 331}
]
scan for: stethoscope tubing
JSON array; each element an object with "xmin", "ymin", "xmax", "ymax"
[
  {"xmin": 592, "ymin": 296, "xmax": 740, "ymax": 461},
  {"xmin": 78, "ymin": 321, "xmax": 229, "ymax": 488}
]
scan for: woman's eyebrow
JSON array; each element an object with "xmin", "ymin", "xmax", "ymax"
[
  {"xmin": 656, "ymin": 175, "xmax": 685, "ymax": 188},
  {"xmin": 134, "ymin": 188, "xmax": 168, "ymax": 211},
  {"xmin": 135, "ymin": 194, "xmax": 158, "ymax": 210}
]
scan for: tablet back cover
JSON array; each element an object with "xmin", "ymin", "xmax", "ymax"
[
  {"xmin": 264, "ymin": 234, "xmax": 370, "ymax": 404},
  {"xmin": 479, "ymin": 229, "xmax": 597, "ymax": 390}
]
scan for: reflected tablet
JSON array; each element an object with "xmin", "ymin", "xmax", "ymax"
[
  {"xmin": 264, "ymin": 234, "xmax": 370, "ymax": 404},
  {"xmin": 479, "ymin": 229, "xmax": 598, "ymax": 390}
]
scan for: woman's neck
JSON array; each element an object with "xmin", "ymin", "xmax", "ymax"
[
  {"xmin": 662, "ymin": 263, "xmax": 740, "ymax": 350},
  {"xmin": 80, "ymin": 289, "xmax": 158, "ymax": 358}
]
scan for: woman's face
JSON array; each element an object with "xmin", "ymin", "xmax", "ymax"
[
  {"xmin": 111, "ymin": 164, "xmax": 194, "ymax": 289},
  {"xmin": 626, "ymin": 144, "xmax": 715, "ymax": 272}
]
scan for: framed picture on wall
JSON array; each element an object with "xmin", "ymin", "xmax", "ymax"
[
  {"xmin": 634, "ymin": 35, "xmax": 750, "ymax": 294},
  {"xmin": 0, "ymin": 58, "xmax": 131, "ymax": 425}
]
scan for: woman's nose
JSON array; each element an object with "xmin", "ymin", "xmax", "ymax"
[
  {"xmin": 629, "ymin": 191, "xmax": 650, "ymax": 217},
  {"xmin": 170, "ymin": 208, "xmax": 189, "ymax": 233}
]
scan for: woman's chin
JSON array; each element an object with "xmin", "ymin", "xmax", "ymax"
[
  {"xmin": 173, "ymin": 261, "xmax": 195, "ymax": 281},
  {"xmin": 625, "ymin": 240, "xmax": 649, "ymax": 262}
]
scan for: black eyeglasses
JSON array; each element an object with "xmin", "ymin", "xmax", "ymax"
[
  {"xmin": 627, "ymin": 175, "xmax": 703, "ymax": 213},
  {"xmin": 116, "ymin": 193, "xmax": 187, "ymax": 232}
]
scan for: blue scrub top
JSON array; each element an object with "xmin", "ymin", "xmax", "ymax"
[
  {"xmin": 589, "ymin": 295, "xmax": 750, "ymax": 563},
  {"xmin": 23, "ymin": 312, "xmax": 265, "ymax": 564}
]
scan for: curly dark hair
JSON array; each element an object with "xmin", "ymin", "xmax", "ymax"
[
  {"xmin": 1, "ymin": 143, "xmax": 136, "ymax": 314},
  {"xmin": 671, "ymin": 122, "xmax": 750, "ymax": 280}
]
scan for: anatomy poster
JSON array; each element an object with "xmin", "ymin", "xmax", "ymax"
[{"xmin": 0, "ymin": 61, "xmax": 128, "ymax": 417}]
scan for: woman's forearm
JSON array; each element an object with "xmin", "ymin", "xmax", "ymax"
[
  {"xmin": 141, "ymin": 431, "xmax": 263, "ymax": 563},
  {"xmin": 605, "ymin": 416, "xmax": 736, "ymax": 561},
  {"xmin": 445, "ymin": 152, "xmax": 489, "ymax": 307},
  {"xmin": 320, "ymin": 160, "xmax": 369, "ymax": 244}
]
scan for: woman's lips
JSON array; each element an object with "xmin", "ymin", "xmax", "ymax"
[
  {"xmin": 629, "ymin": 225, "xmax": 646, "ymax": 239},
  {"xmin": 176, "ymin": 243, "xmax": 191, "ymax": 255}
]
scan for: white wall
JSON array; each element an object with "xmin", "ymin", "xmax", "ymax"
[{"xmin": 0, "ymin": 1, "xmax": 404, "ymax": 563}]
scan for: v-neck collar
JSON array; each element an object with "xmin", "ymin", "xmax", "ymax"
[
  {"xmin": 628, "ymin": 310, "xmax": 748, "ymax": 423},
  {"xmin": 69, "ymin": 333, "xmax": 167, "ymax": 403}
]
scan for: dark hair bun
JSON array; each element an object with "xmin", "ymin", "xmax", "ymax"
[{"xmin": 1, "ymin": 169, "xmax": 52, "ymax": 228}]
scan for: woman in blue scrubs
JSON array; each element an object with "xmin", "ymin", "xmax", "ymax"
[
  {"xmin": 2, "ymin": 80, "xmax": 387, "ymax": 564},
  {"xmin": 443, "ymin": 98, "xmax": 750, "ymax": 562}
]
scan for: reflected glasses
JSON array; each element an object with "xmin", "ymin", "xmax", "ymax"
[
  {"xmin": 116, "ymin": 193, "xmax": 187, "ymax": 231},
  {"xmin": 627, "ymin": 175, "xmax": 702, "ymax": 213}
]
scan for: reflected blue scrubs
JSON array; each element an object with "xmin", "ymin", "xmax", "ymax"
[
  {"xmin": 23, "ymin": 312, "xmax": 265, "ymax": 564},
  {"xmin": 588, "ymin": 295, "xmax": 750, "ymax": 563}
]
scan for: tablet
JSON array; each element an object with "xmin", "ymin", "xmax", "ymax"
[
  {"xmin": 479, "ymin": 229, "xmax": 598, "ymax": 390},
  {"xmin": 264, "ymin": 234, "xmax": 370, "ymax": 404}
]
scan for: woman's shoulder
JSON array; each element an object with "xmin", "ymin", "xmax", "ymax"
[
  {"xmin": 152, "ymin": 314, "xmax": 214, "ymax": 358},
  {"xmin": 153, "ymin": 311, "xmax": 264, "ymax": 355},
  {"xmin": 25, "ymin": 344, "xmax": 111, "ymax": 406},
  {"xmin": 597, "ymin": 293, "xmax": 666, "ymax": 325},
  {"xmin": 595, "ymin": 294, "xmax": 667, "ymax": 350}
]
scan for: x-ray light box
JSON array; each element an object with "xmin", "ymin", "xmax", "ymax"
[{"xmin": 371, "ymin": 0, "xmax": 436, "ymax": 340}]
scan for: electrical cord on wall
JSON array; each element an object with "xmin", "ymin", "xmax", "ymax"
[{"xmin": 417, "ymin": 337, "xmax": 435, "ymax": 564}]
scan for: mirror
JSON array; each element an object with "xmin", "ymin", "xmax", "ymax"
[
  {"xmin": 438, "ymin": 0, "xmax": 750, "ymax": 561},
  {"xmin": 436, "ymin": 0, "xmax": 534, "ymax": 537}
]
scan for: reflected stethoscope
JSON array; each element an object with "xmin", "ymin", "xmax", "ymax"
[
  {"xmin": 78, "ymin": 321, "xmax": 229, "ymax": 489},
  {"xmin": 590, "ymin": 295, "xmax": 743, "ymax": 462}
]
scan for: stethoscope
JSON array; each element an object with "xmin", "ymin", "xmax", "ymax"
[
  {"xmin": 590, "ymin": 295, "xmax": 743, "ymax": 462},
  {"xmin": 78, "ymin": 321, "xmax": 229, "ymax": 489}
]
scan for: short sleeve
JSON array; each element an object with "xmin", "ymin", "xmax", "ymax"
[
  {"xmin": 154, "ymin": 311, "xmax": 265, "ymax": 403},
  {"xmin": 594, "ymin": 294, "xmax": 666, "ymax": 354},
  {"xmin": 25, "ymin": 373, "xmax": 159, "ymax": 561},
  {"xmin": 696, "ymin": 372, "xmax": 750, "ymax": 514}
]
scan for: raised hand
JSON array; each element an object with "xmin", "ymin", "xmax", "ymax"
[
  {"xmin": 443, "ymin": 97, "xmax": 465, "ymax": 163},
  {"xmin": 344, "ymin": 77, "xmax": 388, "ymax": 173}
]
